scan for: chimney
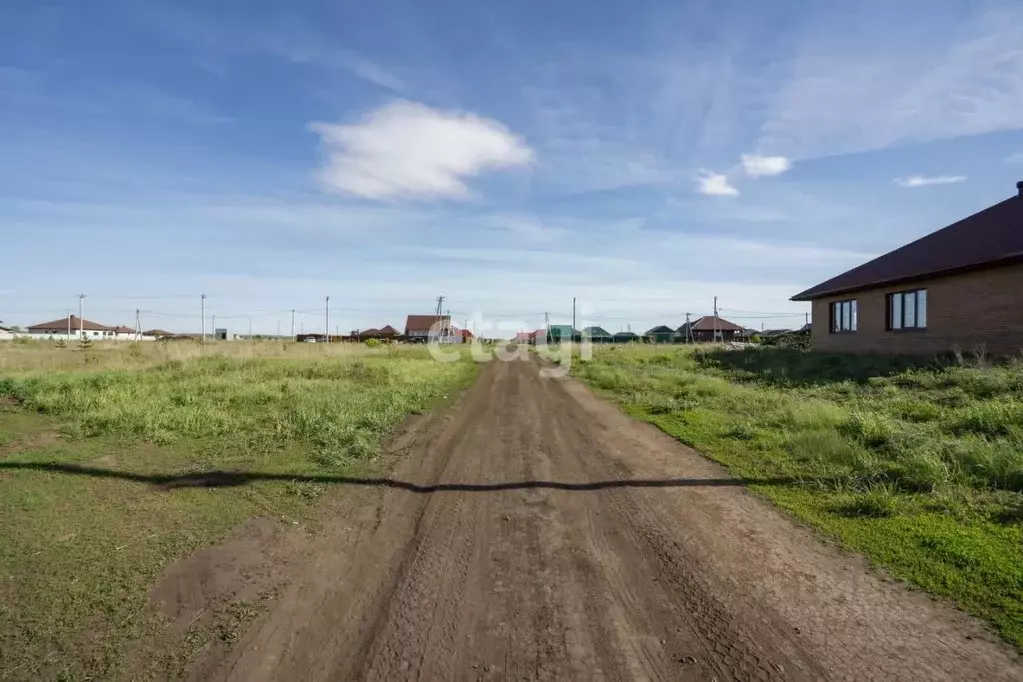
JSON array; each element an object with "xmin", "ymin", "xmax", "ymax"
[{"xmin": 1018, "ymin": 181, "xmax": 1023, "ymax": 197}]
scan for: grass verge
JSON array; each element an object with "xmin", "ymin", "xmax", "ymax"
[
  {"xmin": 0, "ymin": 341, "xmax": 477, "ymax": 679},
  {"xmin": 573, "ymin": 344, "xmax": 1023, "ymax": 649}
]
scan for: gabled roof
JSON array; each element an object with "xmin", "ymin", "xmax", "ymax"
[
  {"xmin": 111, "ymin": 325, "xmax": 135, "ymax": 334},
  {"xmin": 792, "ymin": 185, "xmax": 1023, "ymax": 301},
  {"xmin": 644, "ymin": 325, "xmax": 676, "ymax": 335},
  {"xmin": 360, "ymin": 328, "xmax": 381, "ymax": 335},
  {"xmin": 613, "ymin": 330, "xmax": 639, "ymax": 338},
  {"xmin": 548, "ymin": 324, "xmax": 577, "ymax": 336},
  {"xmin": 379, "ymin": 325, "xmax": 400, "ymax": 335},
  {"xmin": 676, "ymin": 316, "xmax": 743, "ymax": 332},
  {"xmin": 29, "ymin": 315, "xmax": 111, "ymax": 331},
  {"xmin": 581, "ymin": 326, "xmax": 612, "ymax": 337},
  {"xmin": 405, "ymin": 314, "xmax": 450, "ymax": 332}
]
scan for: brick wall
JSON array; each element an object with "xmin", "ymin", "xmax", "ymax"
[{"xmin": 810, "ymin": 262, "xmax": 1023, "ymax": 355}]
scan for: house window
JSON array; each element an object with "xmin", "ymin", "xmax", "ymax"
[
  {"xmin": 829, "ymin": 299, "xmax": 857, "ymax": 332},
  {"xmin": 888, "ymin": 289, "xmax": 927, "ymax": 330}
]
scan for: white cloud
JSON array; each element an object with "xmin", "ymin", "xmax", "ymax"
[
  {"xmin": 309, "ymin": 101, "xmax": 534, "ymax": 200},
  {"xmin": 894, "ymin": 175, "xmax": 967, "ymax": 188},
  {"xmin": 696, "ymin": 171, "xmax": 739, "ymax": 197},
  {"xmin": 740, "ymin": 154, "xmax": 792, "ymax": 177}
]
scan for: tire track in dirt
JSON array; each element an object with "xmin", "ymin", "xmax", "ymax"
[{"xmin": 199, "ymin": 356, "xmax": 1022, "ymax": 681}]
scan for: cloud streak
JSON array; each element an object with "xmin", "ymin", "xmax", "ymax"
[
  {"xmin": 757, "ymin": 6, "xmax": 1023, "ymax": 159},
  {"xmin": 309, "ymin": 101, "xmax": 533, "ymax": 201},
  {"xmin": 741, "ymin": 154, "xmax": 791, "ymax": 177},
  {"xmin": 894, "ymin": 175, "xmax": 967, "ymax": 188}
]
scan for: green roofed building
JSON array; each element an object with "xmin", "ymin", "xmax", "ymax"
[
  {"xmin": 644, "ymin": 325, "xmax": 677, "ymax": 344},
  {"xmin": 547, "ymin": 324, "xmax": 580, "ymax": 343},
  {"xmin": 581, "ymin": 326, "xmax": 613, "ymax": 343}
]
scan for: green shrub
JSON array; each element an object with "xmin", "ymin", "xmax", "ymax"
[{"xmin": 364, "ymin": 338, "xmax": 381, "ymax": 348}]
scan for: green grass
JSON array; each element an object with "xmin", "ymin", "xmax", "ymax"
[
  {"xmin": 0, "ymin": 341, "xmax": 477, "ymax": 679},
  {"xmin": 573, "ymin": 344, "xmax": 1023, "ymax": 649}
]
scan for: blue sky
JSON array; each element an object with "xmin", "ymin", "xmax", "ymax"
[{"xmin": 3, "ymin": 0, "xmax": 1023, "ymax": 336}]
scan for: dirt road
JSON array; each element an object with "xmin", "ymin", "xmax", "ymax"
[{"xmin": 195, "ymin": 357, "xmax": 1020, "ymax": 681}]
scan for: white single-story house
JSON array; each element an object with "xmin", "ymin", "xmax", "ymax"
[{"xmin": 26, "ymin": 315, "xmax": 115, "ymax": 340}]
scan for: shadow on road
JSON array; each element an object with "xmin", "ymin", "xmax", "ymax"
[{"xmin": 0, "ymin": 461, "xmax": 799, "ymax": 492}]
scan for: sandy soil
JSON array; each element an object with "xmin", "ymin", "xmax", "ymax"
[{"xmin": 184, "ymin": 356, "xmax": 1021, "ymax": 681}]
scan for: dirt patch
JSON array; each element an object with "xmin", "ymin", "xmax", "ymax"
[
  {"xmin": 149, "ymin": 517, "xmax": 298, "ymax": 637},
  {"xmin": 0, "ymin": 396, "xmax": 23, "ymax": 406},
  {"xmin": 0, "ymin": 429, "xmax": 61, "ymax": 459},
  {"xmin": 186, "ymin": 357, "xmax": 1020, "ymax": 681}
]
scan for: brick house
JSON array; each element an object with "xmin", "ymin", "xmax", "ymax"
[
  {"xmin": 675, "ymin": 316, "xmax": 744, "ymax": 342},
  {"xmin": 404, "ymin": 314, "xmax": 451, "ymax": 342},
  {"xmin": 792, "ymin": 181, "xmax": 1023, "ymax": 355}
]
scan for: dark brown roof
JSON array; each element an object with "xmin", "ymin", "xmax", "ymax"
[
  {"xmin": 678, "ymin": 316, "xmax": 744, "ymax": 332},
  {"xmin": 143, "ymin": 329, "xmax": 173, "ymax": 337},
  {"xmin": 29, "ymin": 315, "xmax": 111, "ymax": 331},
  {"xmin": 792, "ymin": 187, "xmax": 1023, "ymax": 301},
  {"xmin": 360, "ymin": 328, "xmax": 381, "ymax": 335},
  {"xmin": 378, "ymin": 325, "xmax": 400, "ymax": 335},
  {"xmin": 404, "ymin": 314, "xmax": 450, "ymax": 332},
  {"xmin": 111, "ymin": 325, "xmax": 135, "ymax": 334},
  {"xmin": 645, "ymin": 325, "xmax": 676, "ymax": 335}
]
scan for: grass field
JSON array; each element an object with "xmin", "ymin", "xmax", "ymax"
[
  {"xmin": 0, "ymin": 340, "xmax": 477, "ymax": 680},
  {"xmin": 574, "ymin": 344, "xmax": 1023, "ymax": 649}
]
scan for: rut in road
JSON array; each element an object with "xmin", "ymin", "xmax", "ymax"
[{"xmin": 198, "ymin": 357, "xmax": 1021, "ymax": 681}]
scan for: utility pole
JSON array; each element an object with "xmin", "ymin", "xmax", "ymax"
[
  {"xmin": 713, "ymin": 295, "xmax": 720, "ymax": 343},
  {"xmin": 544, "ymin": 312, "xmax": 550, "ymax": 344},
  {"xmin": 78, "ymin": 293, "xmax": 85, "ymax": 339},
  {"xmin": 135, "ymin": 309, "xmax": 141, "ymax": 341},
  {"xmin": 325, "ymin": 295, "xmax": 330, "ymax": 342},
  {"xmin": 212, "ymin": 314, "xmax": 216, "ymax": 339},
  {"xmin": 805, "ymin": 311, "xmax": 809, "ymax": 327},
  {"xmin": 67, "ymin": 311, "xmax": 71, "ymax": 340},
  {"xmin": 277, "ymin": 321, "xmax": 281, "ymax": 338},
  {"xmin": 248, "ymin": 318, "xmax": 253, "ymax": 339},
  {"xmin": 572, "ymin": 296, "xmax": 576, "ymax": 332},
  {"xmin": 291, "ymin": 309, "xmax": 296, "ymax": 341},
  {"xmin": 433, "ymin": 295, "xmax": 445, "ymax": 340},
  {"xmin": 684, "ymin": 312, "xmax": 692, "ymax": 344},
  {"xmin": 201, "ymin": 293, "xmax": 206, "ymax": 340}
]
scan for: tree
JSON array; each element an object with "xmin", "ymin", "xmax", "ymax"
[{"xmin": 8, "ymin": 325, "xmax": 22, "ymax": 332}]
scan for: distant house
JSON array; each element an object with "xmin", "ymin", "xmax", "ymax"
[
  {"xmin": 512, "ymin": 331, "xmax": 533, "ymax": 343},
  {"xmin": 581, "ymin": 326, "xmax": 613, "ymax": 343},
  {"xmin": 792, "ymin": 181, "xmax": 1023, "ymax": 355},
  {"xmin": 109, "ymin": 325, "xmax": 138, "ymax": 340},
  {"xmin": 26, "ymin": 315, "xmax": 114, "ymax": 340},
  {"xmin": 357, "ymin": 325, "xmax": 401, "ymax": 341},
  {"xmin": 547, "ymin": 324, "xmax": 580, "ymax": 344},
  {"xmin": 612, "ymin": 331, "xmax": 640, "ymax": 343},
  {"xmin": 143, "ymin": 329, "xmax": 173, "ymax": 339},
  {"xmin": 0, "ymin": 326, "xmax": 16, "ymax": 341},
  {"xmin": 675, "ymin": 316, "xmax": 744, "ymax": 342},
  {"xmin": 404, "ymin": 314, "xmax": 451, "ymax": 342},
  {"xmin": 644, "ymin": 325, "xmax": 676, "ymax": 344}
]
